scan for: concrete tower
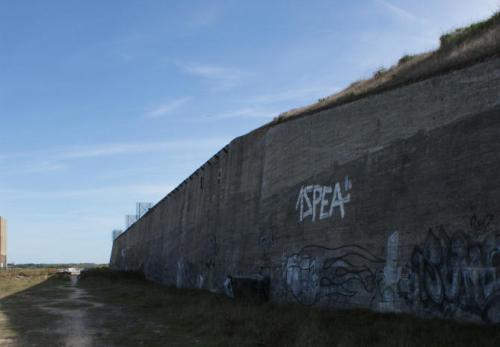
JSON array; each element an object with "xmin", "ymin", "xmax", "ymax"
[{"xmin": 0, "ymin": 217, "xmax": 7, "ymax": 269}]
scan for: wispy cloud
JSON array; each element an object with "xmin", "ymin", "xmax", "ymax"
[
  {"xmin": 186, "ymin": 5, "xmax": 220, "ymax": 29},
  {"xmin": 207, "ymin": 107, "xmax": 279, "ymax": 120},
  {"xmin": 20, "ymin": 161, "xmax": 68, "ymax": 174},
  {"xmin": 54, "ymin": 143, "xmax": 158, "ymax": 161},
  {"xmin": 375, "ymin": 0, "xmax": 427, "ymax": 24},
  {"xmin": 179, "ymin": 62, "xmax": 245, "ymax": 90},
  {"xmin": 245, "ymin": 84, "xmax": 340, "ymax": 105},
  {"xmin": 55, "ymin": 138, "xmax": 228, "ymax": 160},
  {"xmin": 201, "ymin": 81, "xmax": 339, "ymax": 121},
  {"xmin": 440, "ymin": 0, "xmax": 499, "ymax": 26},
  {"xmin": 0, "ymin": 152, "xmax": 35, "ymax": 161},
  {"xmin": 0, "ymin": 183, "xmax": 176, "ymax": 201},
  {"xmin": 144, "ymin": 97, "xmax": 191, "ymax": 119},
  {"xmin": 1, "ymin": 138, "xmax": 227, "ymax": 162},
  {"xmin": 0, "ymin": 137, "xmax": 230, "ymax": 175}
]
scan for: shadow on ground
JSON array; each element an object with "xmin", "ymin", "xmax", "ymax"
[
  {"xmin": 1, "ymin": 270, "xmax": 500, "ymax": 347},
  {"xmin": 0, "ymin": 276, "xmax": 73, "ymax": 346}
]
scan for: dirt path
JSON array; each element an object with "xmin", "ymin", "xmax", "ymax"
[
  {"xmin": 0, "ymin": 275, "xmax": 109, "ymax": 347},
  {"xmin": 3, "ymin": 270, "xmax": 499, "ymax": 347},
  {"xmin": 34, "ymin": 276, "xmax": 102, "ymax": 347}
]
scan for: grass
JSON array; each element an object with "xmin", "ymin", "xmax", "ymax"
[
  {"xmin": 0, "ymin": 268, "xmax": 57, "ymax": 299},
  {"xmin": 1, "ymin": 267, "xmax": 499, "ymax": 346},
  {"xmin": 270, "ymin": 11, "xmax": 500, "ymax": 126},
  {"xmin": 440, "ymin": 12, "xmax": 500, "ymax": 48},
  {"xmin": 0, "ymin": 270, "xmax": 68, "ymax": 346},
  {"xmin": 77, "ymin": 268, "xmax": 500, "ymax": 347},
  {"xmin": 397, "ymin": 54, "xmax": 416, "ymax": 65}
]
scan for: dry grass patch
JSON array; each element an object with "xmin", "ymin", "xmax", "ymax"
[
  {"xmin": 0, "ymin": 268, "xmax": 57, "ymax": 298},
  {"xmin": 78, "ymin": 268, "xmax": 500, "ymax": 347},
  {"xmin": 271, "ymin": 11, "xmax": 500, "ymax": 125}
]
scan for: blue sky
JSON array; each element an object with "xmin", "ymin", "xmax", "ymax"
[{"xmin": 0, "ymin": 0, "xmax": 498, "ymax": 264}]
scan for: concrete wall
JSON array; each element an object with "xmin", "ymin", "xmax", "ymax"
[
  {"xmin": 0, "ymin": 217, "xmax": 7, "ymax": 269},
  {"xmin": 111, "ymin": 58, "xmax": 500, "ymax": 324}
]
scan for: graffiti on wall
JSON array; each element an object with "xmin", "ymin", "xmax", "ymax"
[
  {"xmin": 295, "ymin": 176, "xmax": 352, "ymax": 222},
  {"xmin": 398, "ymin": 221, "xmax": 500, "ymax": 323},
  {"xmin": 258, "ymin": 227, "xmax": 278, "ymax": 250},
  {"xmin": 284, "ymin": 215, "xmax": 500, "ymax": 323},
  {"xmin": 283, "ymin": 240, "xmax": 388, "ymax": 305}
]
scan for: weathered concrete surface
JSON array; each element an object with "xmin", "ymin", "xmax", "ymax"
[{"xmin": 111, "ymin": 58, "xmax": 500, "ymax": 324}]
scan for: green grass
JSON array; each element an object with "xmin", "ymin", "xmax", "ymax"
[
  {"xmin": 78, "ymin": 268, "xmax": 500, "ymax": 347},
  {"xmin": 0, "ymin": 268, "xmax": 57, "ymax": 299},
  {"xmin": 1, "ymin": 268, "xmax": 499, "ymax": 346},
  {"xmin": 397, "ymin": 54, "xmax": 416, "ymax": 65},
  {"xmin": 273, "ymin": 10, "xmax": 500, "ymax": 125},
  {"xmin": 440, "ymin": 11, "xmax": 500, "ymax": 49},
  {"xmin": 0, "ymin": 274, "xmax": 69, "ymax": 346}
]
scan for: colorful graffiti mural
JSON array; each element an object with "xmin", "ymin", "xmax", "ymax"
[
  {"xmin": 283, "ymin": 216, "xmax": 500, "ymax": 323},
  {"xmin": 399, "ymin": 226, "xmax": 500, "ymax": 323}
]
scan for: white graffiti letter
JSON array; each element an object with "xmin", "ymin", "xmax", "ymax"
[
  {"xmin": 344, "ymin": 176, "xmax": 351, "ymax": 203},
  {"xmin": 319, "ymin": 186, "xmax": 332, "ymax": 220},
  {"xmin": 302, "ymin": 185, "xmax": 313, "ymax": 221},
  {"xmin": 296, "ymin": 176, "xmax": 352, "ymax": 222},
  {"xmin": 312, "ymin": 185, "xmax": 323, "ymax": 222},
  {"xmin": 296, "ymin": 186, "xmax": 304, "ymax": 221},
  {"xmin": 329, "ymin": 182, "xmax": 345, "ymax": 219}
]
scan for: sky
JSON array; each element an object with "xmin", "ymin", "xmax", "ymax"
[{"xmin": 0, "ymin": 0, "xmax": 498, "ymax": 264}]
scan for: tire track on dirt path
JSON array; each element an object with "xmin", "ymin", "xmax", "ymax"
[{"xmin": 34, "ymin": 276, "xmax": 105, "ymax": 347}]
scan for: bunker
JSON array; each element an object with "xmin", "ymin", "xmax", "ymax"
[{"xmin": 111, "ymin": 19, "xmax": 500, "ymax": 324}]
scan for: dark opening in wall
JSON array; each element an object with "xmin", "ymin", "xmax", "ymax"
[
  {"xmin": 217, "ymin": 169, "xmax": 222, "ymax": 184},
  {"xmin": 200, "ymin": 176, "xmax": 204, "ymax": 191}
]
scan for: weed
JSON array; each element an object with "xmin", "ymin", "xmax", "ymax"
[{"xmin": 440, "ymin": 11, "xmax": 500, "ymax": 49}]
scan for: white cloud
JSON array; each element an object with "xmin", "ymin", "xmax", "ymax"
[
  {"xmin": 0, "ymin": 137, "xmax": 230, "ymax": 176},
  {"xmin": 245, "ymin": 84, "xmax": 340, "ymax": 105},
  {"xmin": 1, "ymin": 138, "xmax": 228, "ymax": 162},
  {"xmin": 375, "ymin": 0, "xmax": 427, "ymax": 24},
  {"xmin": 207, "ymin": 107, "xmax": 279, "ymax": 120},
  {"xmin": 186, "ymin": 5, "xmax": 220, "ymax": 29},
  {"xmin": 202, "ymin": 81, "xmax": 339, "ymax": 121},
  {"xmin": 438, "ymin": 0, "xmax": 499, "ymax": 27},
  {"xmin": 179, "ymin": 62, "xmax": 245, "ymax": 90},
  {"xmin": 21, "ymin": 161, "xmax": 68, "ymax": 174},
  {"xmin": 0, "ymin": 152, "xmax": 32, "ymax": 161},
  {"xmin": 56, "ymin": 138, "xmax": 228, "ymax": 160},
  {"xmin": 144, "ymin": 97, "xmax": 190, "ymax": 119},
  {"xmin": 0, "ymin": 183, "xmax": 176, "ymax": 201}
]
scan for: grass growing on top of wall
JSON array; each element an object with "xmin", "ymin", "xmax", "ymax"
[
  {"xmin": 440, "ymin": 12, "xmax": 500, "ymax": 48},
  {"xmin": 77, "ymin": 268, "xmax": 500, "ymax": 347},
  {"xmin": 270, "ymin": 11, "xmax": 500, "ymax": 126}
]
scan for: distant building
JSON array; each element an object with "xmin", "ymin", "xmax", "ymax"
[{"xmin": 0, "ymin": 217, "xmax": 7, "ymax": 270}]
